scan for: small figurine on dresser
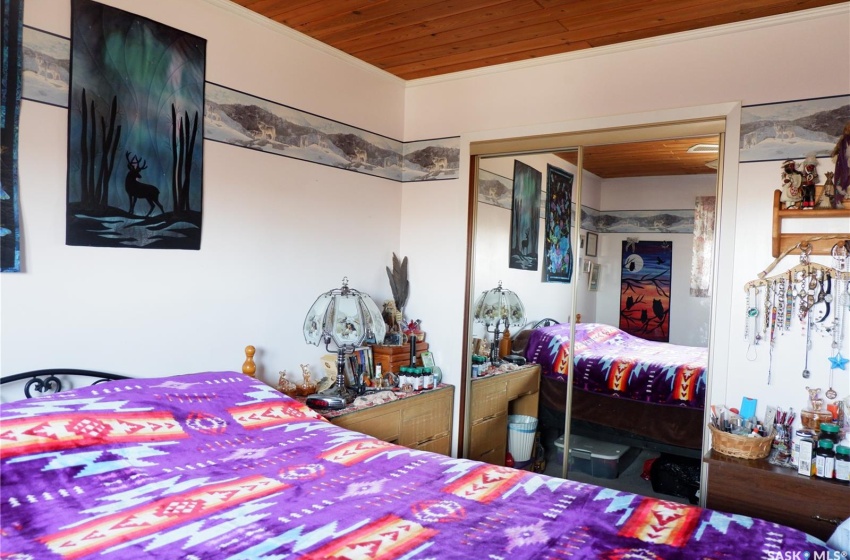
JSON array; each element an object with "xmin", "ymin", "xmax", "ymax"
[
  {"xmin": 277, "ymin": 371, "xmax": 298, "ymax": 397},
  {"xmin": 297, "ymin": 364, "xmax": 317, "ymax": 396},
  {"xmin": 779, "ymin": 159, "xmax": 803, "ymax": 209},
  {"xmin": 800, "ymin": 153, "xmax": 819, "ymax": 209},
  {"xmin": 802, "ymin": 386, "xmax": 834, "ymax": 430},
  {"xmin": 831, "ymin": 121, "xmax": 850, "ymax": 208}
]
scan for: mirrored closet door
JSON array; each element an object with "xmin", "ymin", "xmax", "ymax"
[{"xmin": 462, "ymin": 121, "xmax": 725, "ymax": 505}]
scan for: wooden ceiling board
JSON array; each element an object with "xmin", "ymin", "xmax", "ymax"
[
  {"xmin": 556, "ymin": 136, "xmax": 720, "ymax": 179},
  {"xmin": 333, "ymin": 1, "xmax": 545, "ymax": 55},
  {"xmin": 233, "ymin": 0, "xmax": 846, "ymax": 80}
]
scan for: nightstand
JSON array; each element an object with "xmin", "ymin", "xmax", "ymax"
[
  {"xmin": 705, "ymin": 450, "xmax": 850, "ymax": 541},
  {"xmin": 466, "ymin": 364, "xmax": 540, "ymax": 466},
  {"xmin": 322, "ymin": 385, "xmax": 454, "ymax": 455}
]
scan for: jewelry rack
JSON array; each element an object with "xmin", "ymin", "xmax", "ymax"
[{"xmin": 743, "ymin": 242, "xmax": 849, "ymax": 387}]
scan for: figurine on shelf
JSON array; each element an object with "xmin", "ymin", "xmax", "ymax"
[
  {"xmin": 819, "ymin": 171, "xmax": 835, "ymax": 209},
  {"xmin": 800, "ymin": 153, "xmax": 819, "ymax": 209},
  {"xmin": 832, "ymin": 121, "xmax": 850, "ymax": 209},
  {"xmin": 779, "ymin": 159, "xmax": 803, "ymax": 209}
]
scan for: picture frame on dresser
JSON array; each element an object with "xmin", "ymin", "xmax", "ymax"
[{"xmin": 421, "ymin": 350, "xmax": 436, "ymax": 368}]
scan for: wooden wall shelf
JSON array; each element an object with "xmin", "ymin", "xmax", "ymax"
[{"xmin": 771, "ymin": 189, "xmax": 850, "ymax": 257}]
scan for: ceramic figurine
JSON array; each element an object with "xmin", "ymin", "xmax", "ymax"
[
  {"xmin": 277, "ymin": 371, "xmax": 297, "ymax": 397},
  {"xmin": 297, "ymin": 364, "xmax": 317, "ymax": 396},
  {"xmin": 800, "ymin": 153, "xmax": 818, "ymax": 209},
  {"xmin": 819, "ymin": 171, "xmax": 835, "ymax": 209},
  {"xmin": 832, "ymin": 121, "xmax": 850, "ymax": 208},
  {"xmin": 805, "ymin": 386, "xmax": 824, "ymax": 411},
  {"xmin": 779, "ymin": 159, "xmax": 803, "ymax": 209}
]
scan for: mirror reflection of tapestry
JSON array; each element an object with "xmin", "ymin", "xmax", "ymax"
[
  {"xmin": 619, "ymin": 240, "xmax": 673, "ymax": 342},
  {"xmin": 66, "ymin": 0, "xmax": 206, "ymax": 249},
  {"xmin": 509, "ymin": 160, "xmax": 540, "ymax": 271},
  {"xmin": 543, "ymin": 164, "xmax": 573, "ymax": 283}
]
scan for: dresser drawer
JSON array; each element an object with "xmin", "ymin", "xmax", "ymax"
[
  {"xmin": 400, "ymin": 392, "xmax": 452, "ymax": 448},
  {"xmin": 333, "ymin": 409, "xmax": 401, "ymax": 443},
  {"xmin": 506, "ymin": 368, "xmax": 538, "ymax": 400},
  {"xmin": 469, "ymin": 377, "xmax": 508, "ymax": 425},
  {"xmin": 410, "ymin": 434, "xmax": 451, "ymax": 455},
  {"xmin": 468, "ymin": 414, "xmax": 508, "ymax": 464}
]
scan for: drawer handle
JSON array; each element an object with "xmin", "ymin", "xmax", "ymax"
[
  {"xmin": 811, "ymin": 515, "xmax": 840, "ymax": 526},
  {"xmin": 513, "ymin": 390, "xmax": 534, "ymax": 397}
]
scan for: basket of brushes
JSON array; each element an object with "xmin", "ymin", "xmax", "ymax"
[{"xmin": 708, "ymin": 424, "xmax": 774, "ymax": 460}]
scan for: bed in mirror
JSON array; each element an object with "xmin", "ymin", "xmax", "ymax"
[{"xmin": 463, "ymin": 122, "xmax": 724, "ymax": 506}]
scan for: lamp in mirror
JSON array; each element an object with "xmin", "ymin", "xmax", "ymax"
[
  {"xmin": 303, "ymin": 277, "xmax": 386, "ymax": 408},
  {"xmin": 472, "ymin": 281, "xmax": 526, "ymax": 363}
]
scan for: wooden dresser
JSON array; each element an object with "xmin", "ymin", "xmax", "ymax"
[
  {"xmin": 466, "ymin": 364, "xmax": 540, "ymax": 466},
  {"xmin": 705, "ymin": 450, "xmax": 850, "ymax": 541},
  {"xmin": 329, "ymin": 385, "xmax": 454, "ymax": 455}
]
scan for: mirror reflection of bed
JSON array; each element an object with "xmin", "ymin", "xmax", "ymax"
[{"xmin": 469, "ymin": 128, "xmax": 720, "ymax": 504}]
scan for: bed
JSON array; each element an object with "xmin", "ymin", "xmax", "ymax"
[
  {"xmin": 0, "ymin": 369, "xmax": 837, "ymax": 558},
  {"xmin": 520, "ymin": 322, "xmax": 707, "ymax": 455}
]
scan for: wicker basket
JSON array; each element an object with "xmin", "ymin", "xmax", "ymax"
[{"xmin": 709, "ymin": 424, "xmax": 774, "ymax": 459}]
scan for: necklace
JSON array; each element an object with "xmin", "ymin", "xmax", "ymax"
[{"xmin": 802, "ymin": 314, "xmax": 812, "ymax": 379}]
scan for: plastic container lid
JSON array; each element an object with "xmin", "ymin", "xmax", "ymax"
[
  {"xmin": 818, "ymin": 439, "xmax": 834, "ymax": 449},
  {"xmin": 836, "ymin": 445, "xmax": 850, "ymax": 456},
  {"xmin": 820, "ymin": 423, "xmax": 840, "ymax": 433}
]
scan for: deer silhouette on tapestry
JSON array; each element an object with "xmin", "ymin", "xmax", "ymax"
[{"xmin": 125, "ymin": 152, "xmax": 165, "ymax": 217}]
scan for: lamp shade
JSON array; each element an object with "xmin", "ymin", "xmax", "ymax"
[
  {"xmin": 472, "ymin": 281, "xmax": 526, "ymax": 329},
  {"xmin": 304, "ymin": 277, "xmax": 386, "ymax": 349}
]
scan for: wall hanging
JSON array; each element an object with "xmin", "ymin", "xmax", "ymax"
[
  {"xmin": 1, "ymin": 0, "xmax": 23, "ymax": 272},
  {"xmin": 619, "ymin": 240, "xmax": 673, "ymax": 342},
  {"xmin": 509, "ymin": 160, "xmax": 540, "ymax": 271},
  {"xmin": 542, "ymin": 164, "xmax": 573, "ymax": 283},
  {"xmin": 66, "ymin": 0, "xmax": 206, "ymax": 250}
]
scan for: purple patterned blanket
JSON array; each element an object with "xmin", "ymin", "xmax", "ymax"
[
  {"xmin": 1, "ymin": 371, "xmax": 831, "ymax": 558},
  {"xmin": 525, "ymin": 322, "xmax": 707, "ymax": 408}
]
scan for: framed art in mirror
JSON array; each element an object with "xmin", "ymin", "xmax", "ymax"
[{"xmin": 585, "ymin": 232, "xmax": 598, "ymax": 257}]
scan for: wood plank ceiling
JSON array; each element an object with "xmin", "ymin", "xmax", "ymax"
[
  {"xmin": 231, "ymin": 0, "xmax": 844, "ymax": 80},
  {"xmin": 558, "ymin": 136, "xmax": 720, "ymax": 178}
]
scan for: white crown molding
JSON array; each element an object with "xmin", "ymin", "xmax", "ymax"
[
  {"xmin": 201, "ymin": 0, "xmax": 404, "ymax": 86},
  {"xmin": 406, "ymin": 3, "xmax": 850, "ymax": 88}
]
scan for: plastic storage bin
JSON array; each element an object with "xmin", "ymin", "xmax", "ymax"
[{"xmin": 555, "ymin": 434, "xmax": 637, "ymax": 479}]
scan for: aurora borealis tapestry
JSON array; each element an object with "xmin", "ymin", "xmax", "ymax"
[
  {"xmin": 67, "ymin": 0, "xmax": 206, "ymax": 249},
  {"xmin": 509, "ymin": 160, "xmax": 541, "ymax": 270},
  {"xmin": 619, "ymin": 240, "xmax": 672, "ymax": 342}
]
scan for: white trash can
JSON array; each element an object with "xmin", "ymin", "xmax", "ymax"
[{"xmin": 507, "ymin": 414, "xmax": 538, "ymax": 462}]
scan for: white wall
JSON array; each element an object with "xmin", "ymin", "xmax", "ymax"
[
  {"xmin": 594, "ymin": 175, "xmax": 717, "ymax": 346},
  {"xmin": 401, "ymin": 5, "xmax": 850, "ymax": 450},
  {"xmin": 1, "ymin": 0, "xmax": 407, "ymax": 386}
]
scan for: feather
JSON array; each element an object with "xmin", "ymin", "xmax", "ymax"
[{"xmin": 386, "ymin": 253, "xmax": 409, "ymax": 310}]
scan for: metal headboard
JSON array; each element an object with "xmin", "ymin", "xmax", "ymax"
[{"xmin": 1, "ymin": 369, "xmax": 131, "ymax": 399}]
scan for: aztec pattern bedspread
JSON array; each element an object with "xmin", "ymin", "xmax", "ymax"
[
  {"xmin": 1, "ymin": 371, "xmax": 830, "ymax": 559},
  {"xmin": 525, "ymin": 322, "xmax": 707, "ymax": 408}
]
